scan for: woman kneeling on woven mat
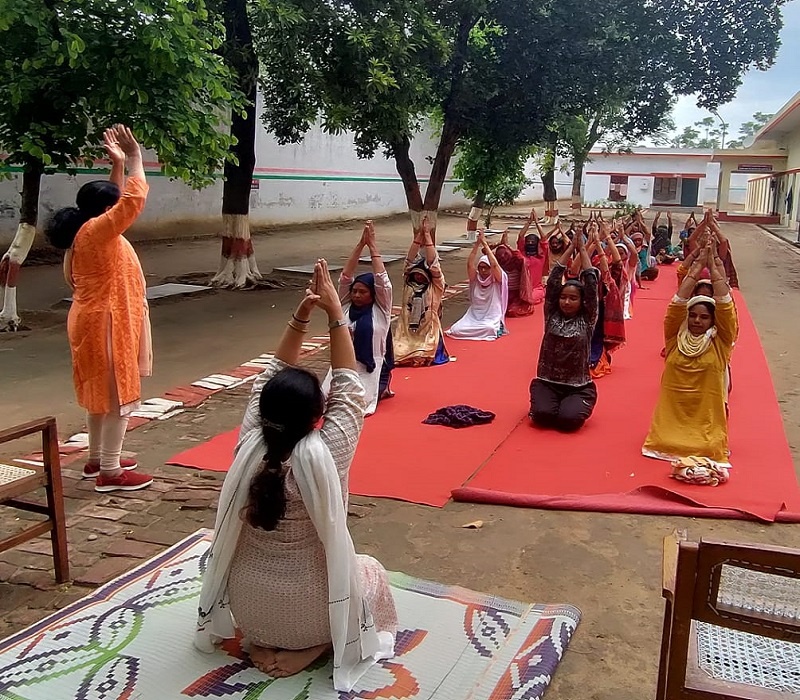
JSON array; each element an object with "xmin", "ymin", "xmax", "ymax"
[
  {"xmin": 642, "ymin": 239, "xmax": 738, "ymax": 478},
  {"xmin": 196, "ymin": 260, "xmax": 396, "ymax": 690},
  {"xmin": 529, "ymin": 229, "xmax": 599, "ymax": 432}
]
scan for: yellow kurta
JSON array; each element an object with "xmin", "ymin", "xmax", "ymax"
[
  {"xmin": 393, "ymin": 256, "xmax": 447, "ymax": 367},
  {"xmin": 67, "ymin": 176, "xmax": 150, "ymax": 414},
  {"xmin": 643, "ymin": 299, "xmax": 738, "ymax": 463}
]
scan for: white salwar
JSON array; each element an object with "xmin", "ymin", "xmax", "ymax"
[
  {"xmin": 446, "ymin": 257, "xmax": 508, "ymax": 341},
  {"xmin": 322, "ymin": 270, "xmax": 392, "ymax": 416},
  {"xmin": 195, "ymin": 363, "xmax": 394, "ymax": 692}
]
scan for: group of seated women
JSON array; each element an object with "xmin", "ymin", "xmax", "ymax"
[{"xmin": 195, "ymin": 207, "xmax": 739, "ymax": 689}]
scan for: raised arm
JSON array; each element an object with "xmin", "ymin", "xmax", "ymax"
[
  {"xmin": 362, "ymin": 220, "xmax": 386, "ymax": 276},
  {"xmin": 419, "ymin": 216, "xmax": 437, "ymax": 266},
  {"xmin": 82, "ymin": 125, "xmax": 147, "ymax": 245},
  {"xmin": 103, "ymin": 127, "xmax": 125, "ymax": 189},
  {"xmin": 652, "ymin": 211, "xmax": 661, "ymax": 237},
  {"xmin": 603, "ymin": 224, "xmax": 622, "ymax": 264},
  {"xmin": 406, "ymin": 220, "xmax": 424, "ymax": 265},
  {"xmin": 275, "ymin": 269, "xmax": 322, "ymax": 366},
  {"xmin": 342, "ymin": 227, "xmax": 366, "ymax": 280},
  {"xmin": 482, "ymin": 234, "xmax": 504, "ymax": 283},
  {"xmin": 316, "ymin": 259, "xmax": 356, "ymax": 371},
  {"xmin": 676, "ymin": 245, "xmax": 708, "ymax": 300},
  {"xmin": 709, "ymin": 216, "xmax": 730, "ymax": 260},
  {"xmin": 709, "ymin": 242, "xmax": 737, "ymax": 347},
  {"xmin": 467, "ymin": 236, "xmax": 482, "ymax": 283},
  {"xmin": 239, "ymin": 286, "xmax": 319, "ymax": 441},
  {"xmin": 666, "ymin": 212, "xmax": 673, "ymax": 238}
]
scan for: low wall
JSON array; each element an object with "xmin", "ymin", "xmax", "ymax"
[{"xmin": 0, "ymin": 121, "xmax": 469, "ymax": 250}]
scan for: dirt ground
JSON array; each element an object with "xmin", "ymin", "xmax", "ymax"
[{"xmin": 2, "ymin": 209, "xmax": 800, "ymax": 700}]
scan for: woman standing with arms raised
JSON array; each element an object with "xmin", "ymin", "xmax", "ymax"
[{"xmin": 45, "ymin": 125, "xmax": 153, "ymax": 492}]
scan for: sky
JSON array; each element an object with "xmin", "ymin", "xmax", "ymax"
[{"xmin": 669, "ymin": 0, "xmax": 800, "ymax": 141}]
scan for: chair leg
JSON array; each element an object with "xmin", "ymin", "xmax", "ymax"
[
  {"xmin": 43, "ymin": 420, "xmax": 70, "ymax": 583},
  {"xmin": 655, "ymin": 599, "xmax": 673, "ymax": 700}
]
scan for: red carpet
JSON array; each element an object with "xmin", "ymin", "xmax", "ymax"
[
  {"xmin": 453, "ymin": 274, "xmax": 800, "ymax": 523},
  {"xmin": 348, "ymin": 319, "xmax": 543, "ymax": 506},
  {"xmin": 165, "ymin": 272, "xmax": 800, "ymax": 521},
  {"xmin": 167, "ymin": 430, "xmax": 238, "ymax": 473},
  {"xmin": 165, "ymin": 317, "xmax": 541, "ymax": 505}
]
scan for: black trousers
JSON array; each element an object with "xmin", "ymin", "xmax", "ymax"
[{"xmin": 529, "ymin": 378, "xmax": 598, "ymax": 432}]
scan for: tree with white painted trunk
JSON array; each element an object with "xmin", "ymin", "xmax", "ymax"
[
  {"xmin": 0, "ymin": 0, "xmax": 240, "ymax": 330},
  {"xmin": 211, "ymin": 0, "xmax": 262, "ymax": 289},
  {"xmin": 252, "ymin": 0, "xmax": 558, "ymax": 244}
]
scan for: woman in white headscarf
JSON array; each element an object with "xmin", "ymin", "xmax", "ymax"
[
  {"xmin": 643, "ymin": 240, "xmax": 738, "ymax": 465},
  {"xmin": 195, "ymin": 259, "xmax": 396, "ymax": 690},
  {"xmin": 446, "ymin": 231, "xmax": 508, "ymax": 341}
]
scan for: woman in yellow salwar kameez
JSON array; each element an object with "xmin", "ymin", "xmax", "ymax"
[{"xmin": 643, "ymin": 240, "xmax": 738, "ymax": 465}]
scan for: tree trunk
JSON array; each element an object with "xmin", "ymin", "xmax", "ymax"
[
  {"xmin": 466, "ymin": 190, "xmax": 485, "ymax": 241},
  {"xmin": 571, "ymin": 157, "xmax": 585, "ymax": 215},
  {"xmin": 390, "ymin": 134, "xmax": 439, "ymax": 244},
  {"xmin": 212, "ymin": 0, "xmax": 261, "ymax": 289},
  {"xmin": 542, "ymin": 131, "xmax": 559, "ymax": 223},
  {"xmin": 0, "ymin": 162, "xmax": 42, "ymax": 332},
  {"xmin": 541, "ymin": 166, "xmax": 557, "ymax": 223},
  {"xmin": 421, "ymin": 120, "xmax": 461, "ymax": 244}
]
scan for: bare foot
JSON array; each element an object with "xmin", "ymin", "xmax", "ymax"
[
  {"xmin": 250, "ymin": 645, "xmax": 278, "ymax": 674},
  {"xmin": 270, "ymin": 644, "xmax": 332, "ymax": 678}
]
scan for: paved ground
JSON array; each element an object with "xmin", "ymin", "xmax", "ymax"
[{"xmin": 2, "ymin": 211, "xmax": 800, "ymax": 700}]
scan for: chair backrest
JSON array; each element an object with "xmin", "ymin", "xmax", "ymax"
[{"xmin": 690, "ymin": 539, "xmax": 800, "ymax": 642}]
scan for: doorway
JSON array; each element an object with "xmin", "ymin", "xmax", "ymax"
[{"xmin": 680, "ymin": 178, "xmax": 700, "ymax": 207}]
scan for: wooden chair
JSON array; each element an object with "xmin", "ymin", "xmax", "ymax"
[
  {"xmin": 658, "ymin": 530, "xmax": 800, "ymax": 700},
  {"xmin": 0, "ymin": 417, "xmax": 69, "ymax": 583}
]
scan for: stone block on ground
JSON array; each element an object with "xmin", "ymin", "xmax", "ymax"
[
  {"xmin": 126, "ymin": 527, "xmax": 183, "ymax": 547},
  {"xmin": 0, "ymin": 561, "xmax": 18, "ymax": 582},
  {"xmin": 105, "ymin": 540, "xmax": 162, "ymax": 559},
  {"xmin": 76, "ymin": 505, "xmax": 128, "ymax": 521},
  {"xmin": 8, "ymin": 567, "xmax": 60, "ymax": 591},
  {"xmin": 74, "ymin": 557, "xmax": 140, "ymax": 586},
  {"xmin": 72, "ymin": 520, "xmax": 126, "ymax": 537},
  {"xmin": 14, "ymin": 538, "xmax": 56, "ymax": 556}
]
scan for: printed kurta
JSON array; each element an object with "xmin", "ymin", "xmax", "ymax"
[
  {"xmin": 321, "ymin": 270, "xmax": 393, "ymax": 416},
  {"xmin": 394, "ymin": 255, "xmax": 447, "ymax": 366},
  {"xmin": 537, "ymin": 263, "xmax": 599, "ymax": 387},
  {"xmin": 643, "ymin": 299, "xmax": 738, "ymax": 463},
  {"xmin": 228, "ymin": 361, "xmax": 397, "ymax": 650},
  {"xmin": 67, "ymin": 176, "xmax": 151, "ymax": 414}
]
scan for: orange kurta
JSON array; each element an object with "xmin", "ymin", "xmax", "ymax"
[{"xmin": 67, "ymin": 176, "xmax": 150, "ymax": 414}]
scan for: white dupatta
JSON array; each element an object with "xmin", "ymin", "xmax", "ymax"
[{"xmin": 194, "ymin": 427, "xmax": 394, "ymax": 692}]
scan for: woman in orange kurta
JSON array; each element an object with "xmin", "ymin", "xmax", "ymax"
[{"xmin": 45, "ymin": 125, "xmax": 154, "ymax": 493}]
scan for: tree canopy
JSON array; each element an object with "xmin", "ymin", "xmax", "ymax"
[
  {"xmin": 250, "ymin": 0, "xmax": 786, "ymax": 229},
  {"xmin": 0, "ymin": 0, "xmax": 240, "ymax": 189}
]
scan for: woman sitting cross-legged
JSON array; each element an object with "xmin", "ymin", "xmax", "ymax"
[
  {"xmin": 322, "ymin": 220, "xmax": 394, "ymax": 415},
  {"xmin": 447, "ymin": 231, "xmax": 508, "ymax": 340},
  {"xmin": 529, "ymin": 231, "xmax": 600, "ymax": 432},
  {"xmin": 642, "ymin": 240, "xmax": 738, "ymax": 465},
  {"xmin": 196, "ymin": 259, "xmax": 397, "ymax": 690}
]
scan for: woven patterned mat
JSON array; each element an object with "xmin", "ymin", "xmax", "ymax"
[{"xmin": 0, "ymin": 529, "xmax": 581, "ymax": 700}]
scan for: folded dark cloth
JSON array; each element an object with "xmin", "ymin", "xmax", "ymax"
[{"xmin": 423, "ymin": 405, "xmax": 496, "ymax": 428}]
